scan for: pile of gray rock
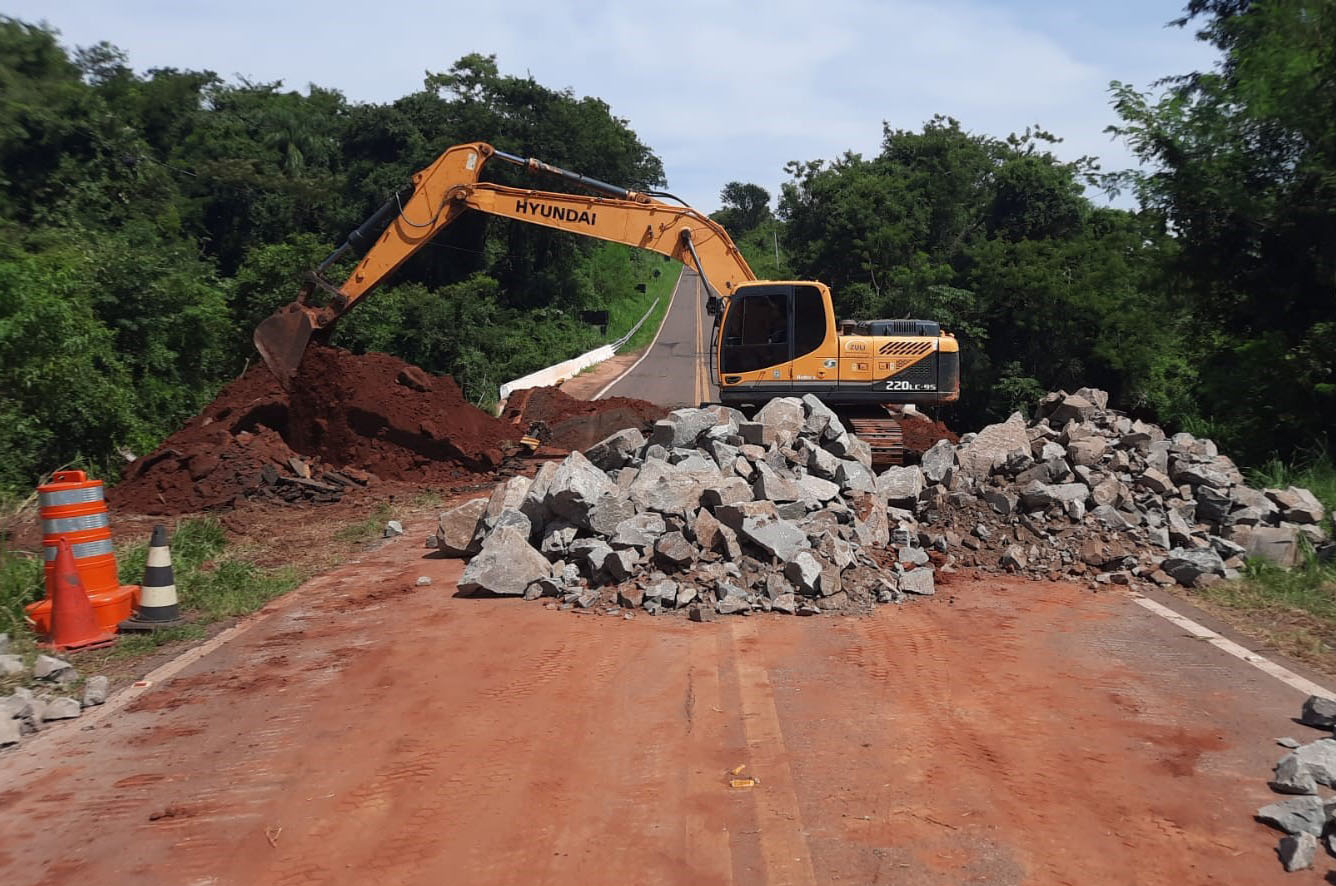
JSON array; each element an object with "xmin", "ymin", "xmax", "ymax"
[
  {"xmin": 430, "ymin": 386, "xmax": 1328, "ymax": 617},
  {"xmin": 1, "ymin": 641, "xmax": 107, "ymax": 749},
  {"xmin": 1256, "ymin": 695, "xmax": 1336, "ymax": 872},
  {"xmin": 881, "ymin": 387, "xmax": 1328, "ymax": 588},
  {"xmin": 432, "ymin": 395, "xmax": 937, "ymax": 618}
]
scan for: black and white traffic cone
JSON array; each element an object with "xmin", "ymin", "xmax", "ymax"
[{"xmin": 119, "ymin": 524, "xmax": 183, "ymax": 631}]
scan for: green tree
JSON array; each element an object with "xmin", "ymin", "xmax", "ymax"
[
  {"xmin": 1106, "ymin": 0, "xmax": 1336, "ymax": 460},
  {"xmin": 711, "ymin": 182, "xmax": 773, "ymax": 236}
]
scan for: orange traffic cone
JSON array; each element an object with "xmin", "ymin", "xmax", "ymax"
[{"xmin": 43, "ymin": 537, "xmax": 116, "ymax": 651}]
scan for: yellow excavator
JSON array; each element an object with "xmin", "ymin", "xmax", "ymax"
[{"xmin": 254, "ymin": 142, "xmax": 959, "ymax": 465}]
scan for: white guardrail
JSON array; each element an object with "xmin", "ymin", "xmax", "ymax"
[{"xmin": 497, "ymin": 297, "xmax": 661, "ymax": 402}]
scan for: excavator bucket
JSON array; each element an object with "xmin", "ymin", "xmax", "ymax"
[{"xmin": 253, "ymin": 302, "xmax": 321, "ymax": 388}]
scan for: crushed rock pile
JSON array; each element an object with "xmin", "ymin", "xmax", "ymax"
[
  {"xmin": 0, "ymin": 648, "xmax": 107, "ymax": 750},
  {"xmin": 890, "ymin": 387, "xmax": 1329, "ymax": 588},
  {"xmin": 433, "ymin": 395, "xmax": 938, "ymax": 617},
  {"xmin": 433, "ymin": 384, "xmax": 1329, "ymax": 619},
  {"xmin": 114, "ymin": 346, "xmax": 525, "ymax": 515},
  {"xmin": 1255, "ymin": 695, "xmax": 1336, "ymax": 872}
]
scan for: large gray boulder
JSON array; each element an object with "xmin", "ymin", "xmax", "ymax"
[
  {"xmin": 1279, "ymin": 833, "xmax": 1317, "ymax": 872},
  {"xmin": 1018, "ymin": 481, "xmax": 1090, "ymax": 511},
  {"xmin": 488, "ymin": 507, "xmax": 531, "ymax": 540},
  {"xmin": 849, "ymin": 491, "xmax": 889, "ymax": 548},
  {"xmin": 610, "ymin": 512, "xmax": 666, "ymax": 550},
  {"xmin": 783, "ymin": 552, "xmax": 823, "ymax": 595},
  {"xmin": 1288, "ymin": 739, "xmax": 1336, "ymax": 787},
  {"xmin": 804, "ymin": 441, "xmax": 843, "ymax": 480},
  {"xmin": 754, "ymin": 397, "xmax": 806, "ymax": 443},
  {"xmin": 1300, "ymin": 696, "xmax": 1336, "ymax": 728},
  {"xmin": 1256, "ymin": 795, "xmax": 1325, "ymax": 836},
  {"xmin": 1046, "ymin": 393, "xmax": 1096, "ymax": 425},
  {"xmin": 437, "ymin": 499, "xmax": 493, "ymax": 558},
  {"xmin": 752, "ymin": 463, "xmax": 804, "ymax": 503},
  {"xmin": 585, "ymin": 428, "xmax": 646, "ymax": 470},
  {"xmin": 877, "ymin": 465, "xmax": 925, "ymax": 509},
  {"xmin": 798, "ymin": 475, "xmax": 841, "ymax": 506},
  {"xmin": 458, "ymin": 527, "xmax": 552, "ymax": 596},
  {"xmin": 547, "ymin": 451, "xmax": 619, "ymax": 528},
  {"xmin": 586, "ymin": 495, "xmax": 638, "ymax": 538},
  {"xmin": 1245, "ymin": 526, "xmax": 1302, "ymax": 569},
  {"xmin": 1160, "ymin": 547, "xmax": 1226, "ymax": 586},
  {"xmin": 740, "ymin": 514, "xmax": 810, "ymax": 561},
  {"xmin": 33, "ymin": 655, "xmax": 74, "ymax": 681},
  {"xmin": 653, "ymin": 531, "xmax": 697, "ymax": 569},
  {"xmin": 520, "ymin": 461, "xmax": 558, "ymax": 529},
  {"xmin": 1267, "ymin": 487, "xmax": 1325, "ymax": 525},
  {"xmin": 800, "ymin": 394, "xmax": 844, "ymax": 439},
  {"xmin": 957, "ymin": 414, "xmax": 1029, "ymax": 479},
  {"xmin": 835, "ymin": 459, "xmax": 876, "ymax": 493},
  {"xmin": 485, "ymin": 476, "xmax": 531, "ymax": 522},
  {"xmin": 1066, "ymin": 437, "xmax": 1108, "ymax": 467},
  {"xmin": 42, "ymin": 697, "xmax": 81, "ymax": 721},
  {"xmin": 920, "ymin": 440, "xmax": 956, "ymax": 485},
  {"xmin": 899, "ymin": 567, "xmax": 935, "ymax": 596},
  {"xmin": 627, "ymin": 459, "xmax": 707, "ymax": 517},
  {"xmin": 649, "ymin": 408, "xmax": 719, "ymax": 448}
]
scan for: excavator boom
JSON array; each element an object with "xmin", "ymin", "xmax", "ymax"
[{"xmin": 253, "ymin": 142, "xmax": 754, "ymax": 384}]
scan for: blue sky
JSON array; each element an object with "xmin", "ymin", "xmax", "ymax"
[{"xmin": 6, "ymin": 0, "xmax": 1220, "ymax": 212}]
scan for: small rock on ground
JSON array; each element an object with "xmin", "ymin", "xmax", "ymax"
[
  {"xmin": 1278, "ymin": 833, "xmax": 1316, "ymax": 872},
  {"xmin": 82, "ymin": 675, "xmax": 109, "ymax": 707}
]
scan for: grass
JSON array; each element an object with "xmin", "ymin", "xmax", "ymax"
[
  {"xmin": 333, "ymin": 501, "xmax": 396, "ymax": 543},
  {"xmin": 107, "ymin": 516, "xmax": 303, "ymax": 655},
  {"xmin": 0, "ymin": 515, "xmax": 306, "ymax": 664},
  {"xmin": 605, "ymin": 256, "xmax": 678, "ymax": 354}
]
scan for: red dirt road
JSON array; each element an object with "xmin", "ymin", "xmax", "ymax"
[{"xmin": 0, "ymin": 521, "xmax": 1323, "ymax": 885}]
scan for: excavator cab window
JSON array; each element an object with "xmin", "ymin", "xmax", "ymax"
[
  {"xmin": 721, "ymin": 288, "xmax": 789, "ymax": 373},
  {"xmin": 792, "ymin": 285, "xmax": 826, "ymax": 356},
  {"xmin": 720, "ymin": 284, "xmax": 828, "ymax": 375}
]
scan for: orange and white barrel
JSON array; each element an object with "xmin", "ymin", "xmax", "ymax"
[
  {"xmin": 39, "ymin": 470, "xmax": 119, "ymax": 599},
  {"xmin": 26, "ymin": 470, "xmax": 136, "ymax": 634}
]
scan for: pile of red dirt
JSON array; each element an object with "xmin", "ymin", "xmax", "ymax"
[
  {"xmin": 113, "ymin": 347, "xmax": 522, "ymax": 515},
  {"xmin": 900, "ymin": 416, "xmax": 959, "ymax": 455},
  {"xmin": 501, "ymin": 386, "xmax": 667, "ymax": 452}
]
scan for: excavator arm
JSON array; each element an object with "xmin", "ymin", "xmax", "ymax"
[{"xmin": 254, "ymin": 141, "xmax": 755, "ymax": 384}]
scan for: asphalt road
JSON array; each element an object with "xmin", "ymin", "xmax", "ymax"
[
  {"xmin": 0, "ymin": 530, "xmax": 1327, "ymax": 885},
  {"xmin": 600, "ymin": 266, "xmax": 717, "ymax": 407}
]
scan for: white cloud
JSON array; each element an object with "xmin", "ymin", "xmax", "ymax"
[{"xmin": 9, "ymin": 0, "xmax": 1219, "ymax": 210}]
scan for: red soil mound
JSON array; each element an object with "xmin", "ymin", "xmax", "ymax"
[
  {"xmin": 113, "ymin": 347, "xmax": 521, "ymax": 515},
  {"xmin": 900, "ymin": 416, "xmax": 959, "ymax": 455},
  {"xmin": 502, "ymin": 386, "xmax": 666, "ymax": 452}
]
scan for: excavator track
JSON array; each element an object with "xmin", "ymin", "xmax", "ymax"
[{"xmin": 844, "ymin": 411, "xmax": 905, "ymax": 470}]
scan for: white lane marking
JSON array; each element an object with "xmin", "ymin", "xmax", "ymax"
[
  {"xmin": 1134, "ymin": 595, "xmax": 1335, "ymax": 698},
  {"xmin": 593, "ymin": 266, "xmax": 687, "ymax": 401}
]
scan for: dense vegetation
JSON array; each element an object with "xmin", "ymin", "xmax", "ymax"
[{"xmin": 2, "ymin": 2, "xmax": 1332, "ymax": 498}]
